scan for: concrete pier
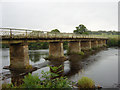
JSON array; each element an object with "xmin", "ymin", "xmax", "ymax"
[
  {"xmin": 9, "ymin": 43, "xmax": 29, "ymax": 69},
  {"xmin": 49, "ymin": 42, "xmax": 64, "ymax": 58},
  {"xmin": 91, "ymin": 40, "xmax": 98, "ymax": 48},
  {"xmin": 81, "ymin": 41, "xmax": 91, "ymax": 50},
  {"xmin": 98, "ymin": 40, "xmax": 103, "ymax": 47},
  {"xmin": 68, "ymin": 41, "xmax": 81, "ymax": 54},
  {"xmin": 103, "ymin": 40, "xmax": 107, "ymax": 46}
]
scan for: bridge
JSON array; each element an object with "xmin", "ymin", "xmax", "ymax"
[{"xmin": 0, "ymin": 28, "xmax": 108, "ymax": 70}]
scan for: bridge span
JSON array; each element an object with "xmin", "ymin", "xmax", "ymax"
[{"xmin": 0, "ymin": 28, "xmax": 108, "ymax": 70}]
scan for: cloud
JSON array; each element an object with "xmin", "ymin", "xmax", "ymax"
[{"xmin": 2, "ymin": 2, "xmax": 118, "ymax": 32}]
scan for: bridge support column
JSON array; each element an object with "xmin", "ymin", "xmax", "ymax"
[
  {"xmin": 9, "ymin": 43, "xmax": 29, "ymax": 70},
  {"xmin": 103, "ymin": 40, "xmax": 107, "ymax": 46},
  {"xmin": 68, "ymin": 41, "xmax": 81, "ymax": 54},
  {"xmin": 91, "ymin": 40, "xmax": 98, "ymax": 48},
  {"xmin": 81, "ymin": 40, "xmax": 91, "ymax": 50},
  {"xmin": 98, "ymin": 40, "xmax": 103, "ymax": 47},
  {"xmin": 49, "ymin": 42, "xmax": 64, "ymax": 58}
]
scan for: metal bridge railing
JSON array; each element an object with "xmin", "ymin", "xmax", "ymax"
[{"xmin": 0, "ymin": 28, "xmax": 108, "ymax": 39}]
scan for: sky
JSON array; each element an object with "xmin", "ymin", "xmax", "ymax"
[{"xmin": 0, "ymin": 0, "xmax": 119, "ymax": 33}]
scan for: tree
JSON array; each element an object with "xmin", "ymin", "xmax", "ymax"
[
  {"xmin": 51, "ymin": 29, "xmax": 60, "ymax": 33},
  {"xmin": 73, "ymin": 24, "xmax": 88, "ymax": 34}
]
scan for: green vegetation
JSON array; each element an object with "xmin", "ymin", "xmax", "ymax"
[
  {"xmin": 92, "ymin": 47, "xmax": 98, "ymax": 50},
  {"xmin": 106, "ymin": 35, "xmax": 120, "ymax": 47},
  {"xmin": 89, "ymin": 48, "xmax": 93, "ymax": 51},
  {"xmin": 73, "ymin": 24, "xmax": 89, "ymax": 35},
  {"xmin": 28, "ymin": 41, "xmax": 68, "ymax": 50},
  {"xmin": 88, "ymin": 30, "xmax": 120, "ymax": 35},
  {"xmin": 51, "ymin": 29, "xmax": 60, "ymax": 33},
  {"xmin": 63, "ymin": 41, "xmax": 68, "ymax": 50},
  {"xmin": 2, "ymin": 65, "xmax": 72, "ymax": 88},
  {"xmin": 2, "ymin": 83, "xmax": 15, "ymax": 88},
  {"xmin": 78, "ymin": 77, "xmax": 95, "ymax": 88},
  {"xmin": 78, "ymin": 51, "xmax": 85, "ymax": 55},
  {"xmin": 93, "ymin": 35, "xmax": 120, "ymax": 47},
  {"xmin": 29, "ymin": 42, "xmax": 48, "ymax": 50},
  {"xmin": 21, "ymin": 72, "xmax": 71, "ymax": 88}
]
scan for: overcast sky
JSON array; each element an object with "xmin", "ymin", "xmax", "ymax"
[{"xmin": 1, "ymin": 0, "xmax": 119, "ymax": 32}]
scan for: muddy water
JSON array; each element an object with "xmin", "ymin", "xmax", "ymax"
[{"xmin": 1, "ymin": 48, "xmax": 119, "ymax": 88}]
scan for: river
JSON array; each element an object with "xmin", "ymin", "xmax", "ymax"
[{"xmin": 1, "ymin": 47, "xmax": 119, "ymax": 88}]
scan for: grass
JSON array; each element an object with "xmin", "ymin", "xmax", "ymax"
[{"xmin": 78, "ymin": 77, "xmax": 95, "ymax": 88}]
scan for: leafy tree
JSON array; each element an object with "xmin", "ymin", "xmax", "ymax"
[
  {"xmin": 73, "ymin": 24, "xmax": 89, "ymax": 34},
  {"xmin": 51, "ymin": 29, "xmax": 60, "ymax": 33}
]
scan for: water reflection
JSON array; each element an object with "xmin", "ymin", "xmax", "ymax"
[
  {"xmin": 67, "ymin": 55, "xmax": 82, "ymax": 77},
  {"xmin": 29, "ymin": 50, "xmax": 49, "ymax": 65},
  {"xmin": 10, "ymin": 71, "xmax": 25, "ymax": 86},
  {"xmin": 29, "ymin": 52, "xmax": 41, "ymax": 63}
]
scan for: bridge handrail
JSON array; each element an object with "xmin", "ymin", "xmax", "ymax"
[{"xmin": 0, "ymin": 28, "xmax": 108, "ymax": 39}]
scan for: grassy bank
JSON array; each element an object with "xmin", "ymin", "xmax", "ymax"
[{"xmin": 106, "ymin": 35, "xmax": 120, "ymax": 47}]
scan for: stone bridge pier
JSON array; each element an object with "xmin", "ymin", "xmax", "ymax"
[
  {"xmin": 81, "ymin": 40, "xmax": 91, "ymax": 51},
  {"xmin": 103, "ymin": 40, "xmax": 107, "ymax": 46},
  {"xmin": 49, "ymin": 42, "xmax": 64, "ymax": 58},
  {"xmin": 68, "ymin": 41, "xmax": 81, "ymax": 54},
  {"xmin": 9, "ymin": 43, "xmax": 29, "ymax": 70},
  {"xmin": 98, "ymin": 40, "xmax": 104, "ymax": 47},
  {"xmin": 91, "ymin": 40, "xmax": 98, "ymax": 48}
]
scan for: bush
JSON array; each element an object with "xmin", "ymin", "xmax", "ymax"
[
  {"xmin": 107, "ymin": 38, "xmax": 118, "ymax": 47},
  {"xmin": 22, "ymin": 73, "xmax": 41, "ymax": 88},
  {"xmin": 3, "ymin": 65, "xmax": 71, "ymax": 88},
  {"xmin": 78, "ymin": 77, "xmax": 95, "ymax": 88},
  {"xmin": 106, "ymin": 35, "xmax": 120, "ymax": 47},
  {"xmin": 21, "ymin": 69, "xmax": 71, "ymax": 88}
]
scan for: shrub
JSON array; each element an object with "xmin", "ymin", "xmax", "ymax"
[
  {"xmin": 78, "ymin": 51, "xmax": 84, "ymax": 55},
  {"xmin": 21, "ymin": 73, "xmax": 41, "ymax": 88},
  {"xmin": 78, "ymin": 77, "xmax": 95, "ymax": 88},
  {"xmin": 3, "ymin": 65, "xmax": 71, "ymax": 88}
]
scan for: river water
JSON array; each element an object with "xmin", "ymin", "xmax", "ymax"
[{"xmin": 1, "ymin": 47, "xmax": 119, "ymax": 88}]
